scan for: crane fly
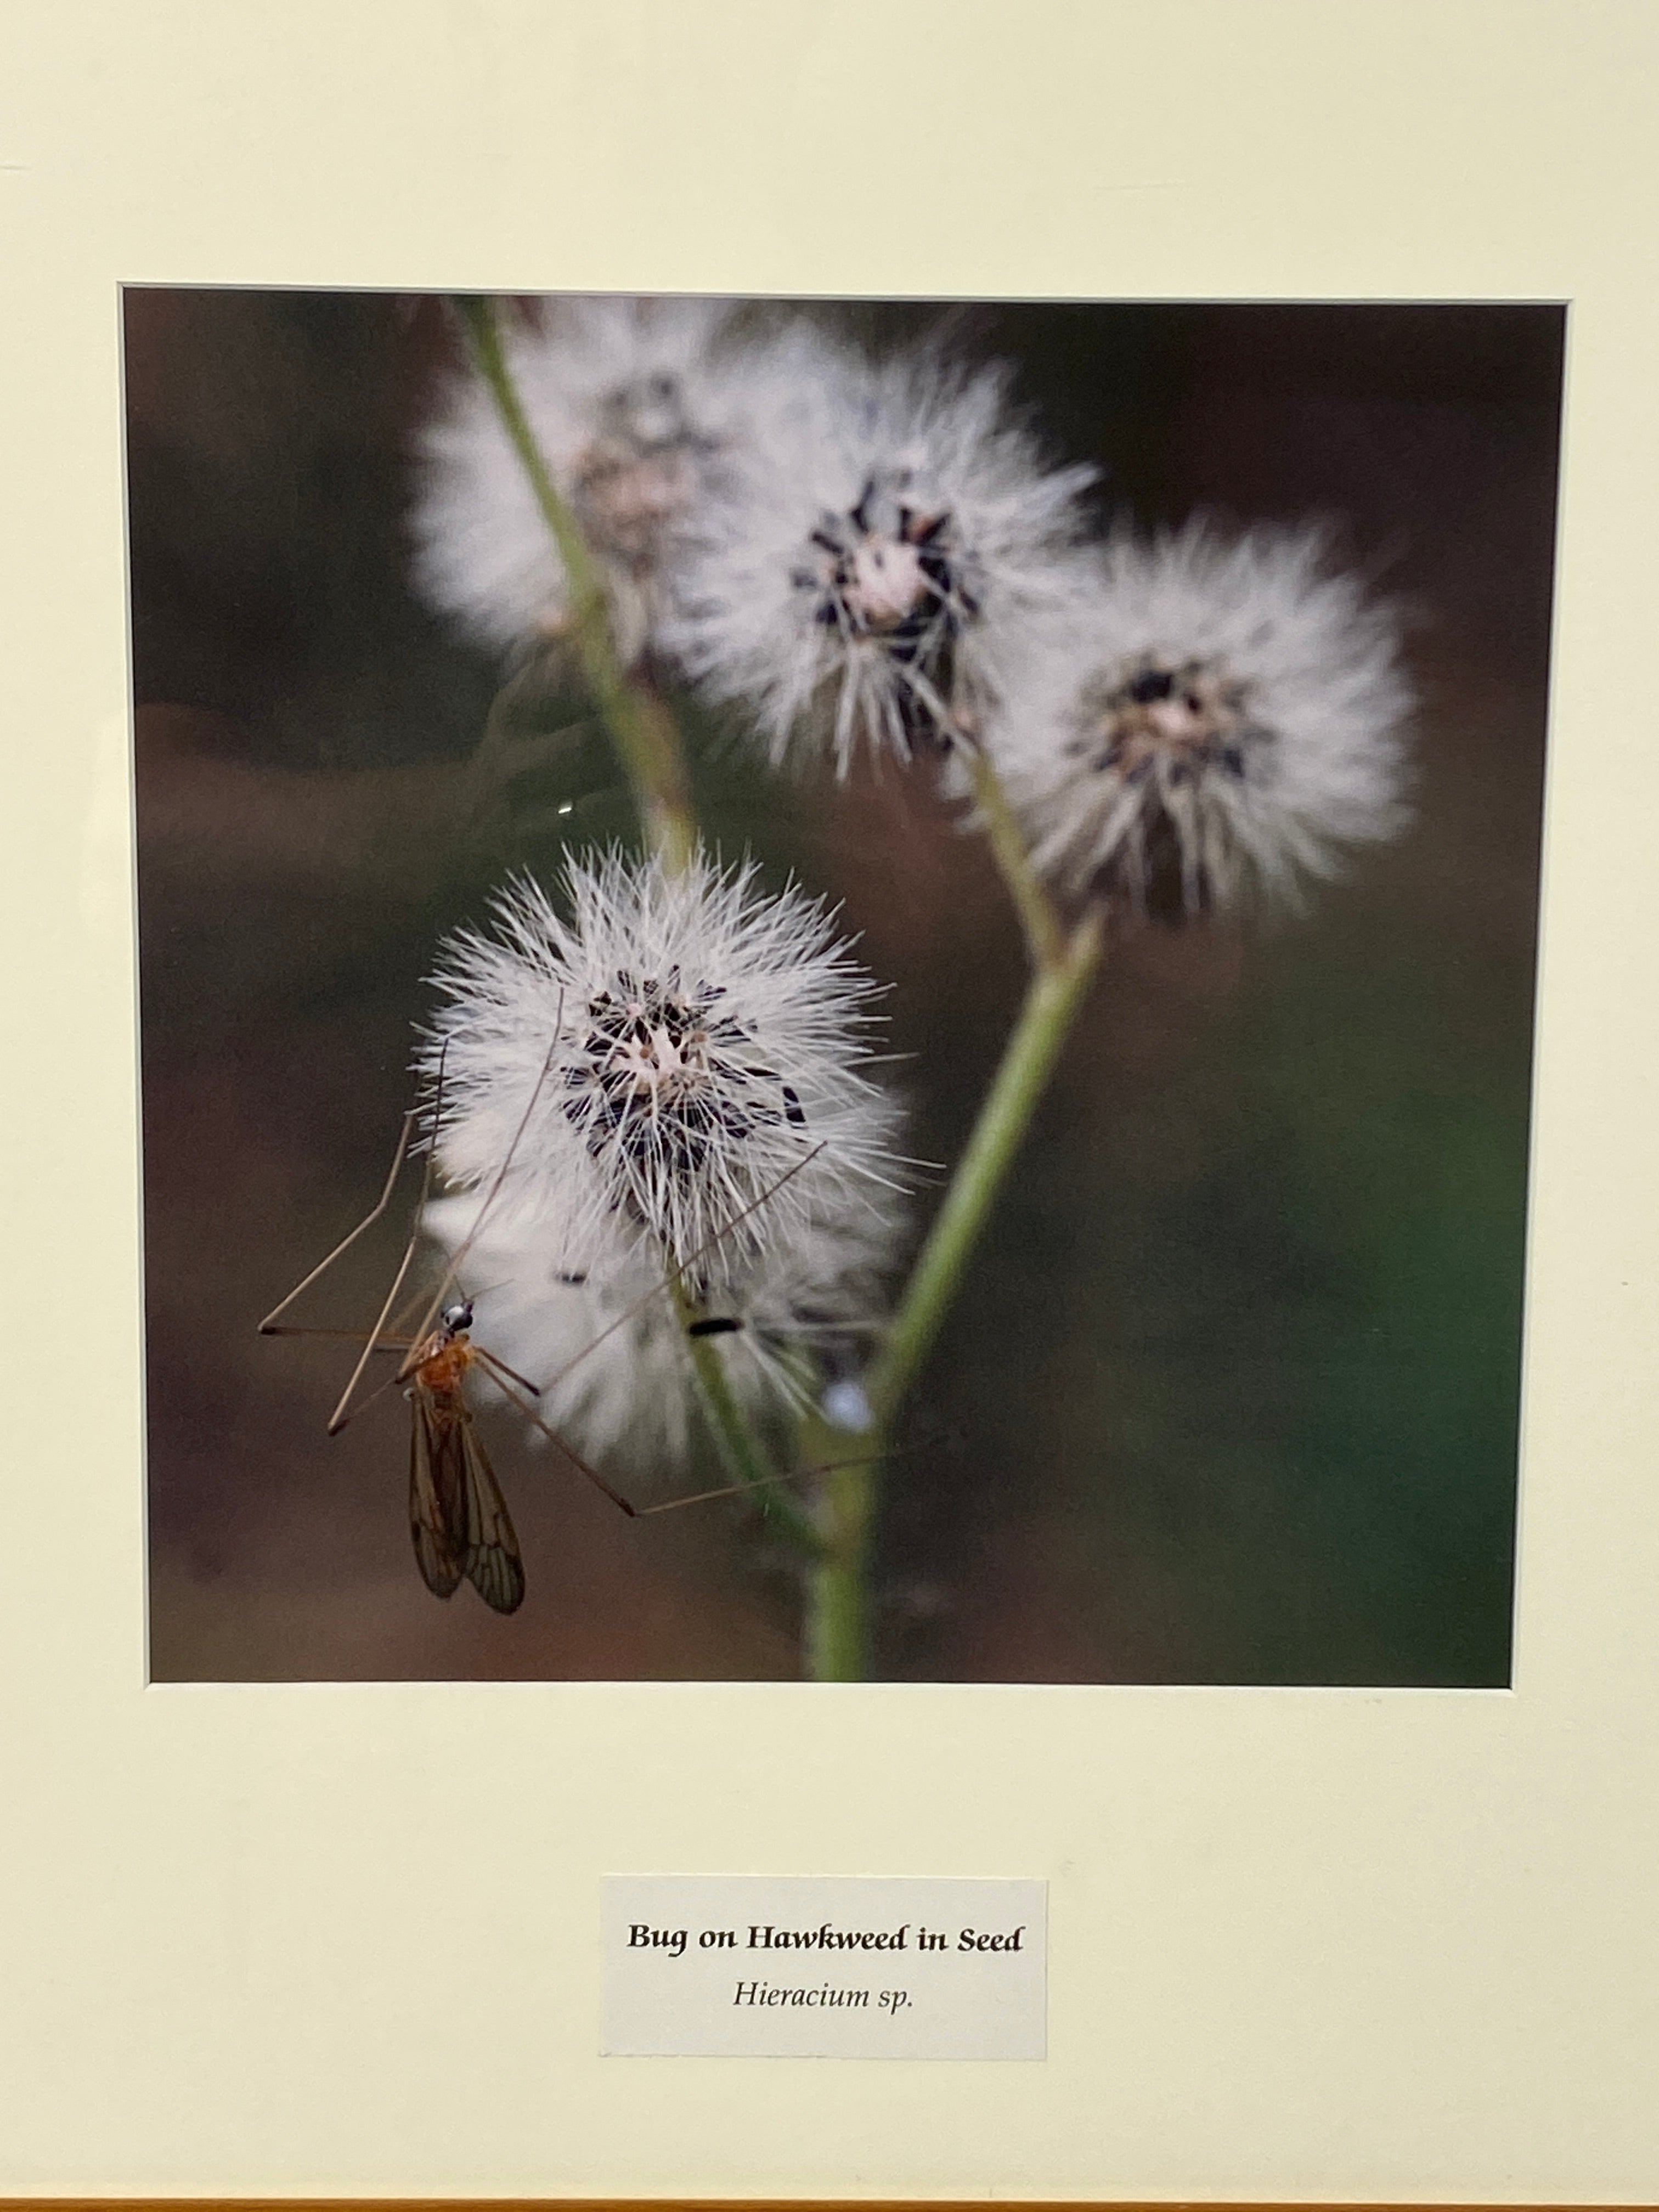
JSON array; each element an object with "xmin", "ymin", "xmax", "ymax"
[
  {"xmin": 398, "ymin": 1293, "xmax": 531, "ymax": 1614},
  {"xmin": 258, "ymin": 1025, "xmax": 862, "ymax": 1616}
]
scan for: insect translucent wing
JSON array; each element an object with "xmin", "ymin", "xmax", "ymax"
[
  {"xmin": 409, "ymin": 1385, "xmax": 466, "ymax": 1601},
  {"xmin": 458, "ymin": 1415, "xmax": 526, "ymax": 1616}
]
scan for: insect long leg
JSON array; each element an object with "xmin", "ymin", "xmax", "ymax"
[
  {"xmin": 256, "ymin": 1045, "xmax": 454, "ymax": 1434},
  {"xmin": 467, "ymin": 1352, "xmax": 898, "ymax": 1528},
  {"xmin": 470, "ymin": 1346, "xmax": 543, "ymax": 1399},
  {"xmin": 395, "ymin": 1000, "xmax": 566, "ymax": 1386},
  {"xmin": 535, "ymin": 1140, "xmax": 828, "ymax": 1397},
  {"xmin": 630, "ymin": 1444, "xmax": 909, "ymax": 1518},
  {"xmin": 256, "ymin": 1325, "xmax": 419, "ymax": 1429},
  {"xmin": 257, "ymin": 1104, "xmax": 420, "ymax": 1335},
  {"xmin": 329, "ymin": 1098, "xmax": 446, "ymax": 1435},
  {"xmin": 472, "ymin": 1323, "xmax": 930, "ymax": 1526},
  {"xmin": 258, "ymin": 1328, "xmax": 414, "ymax": 1348},
  {"xmin": 468, "ymin": 1347, "xmax": 640, "ymax": 1519}
]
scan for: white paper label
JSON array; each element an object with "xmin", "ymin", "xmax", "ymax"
[{"xmin": 601, "ymin": 1875, "xmax": 1047, "ymax": 2059}]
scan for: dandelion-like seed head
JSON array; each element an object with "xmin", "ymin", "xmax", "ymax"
[
  {"xmin": 422, "ymin": 848, "xmax": 905, "ymax": 1289},
  {"xmin": 569, "ymin": 370, "xmax": 714, "ymax": 577},
  {"xmin": 559, "ymin": 960, "xmax": 806, "ymax": 1183},
  {"xmin": 672, "ymin": 346, "xmax": 1097, "ymax": 773},
  {"xmin": 988, "ymin": 521, "xmax": 1413, "ymax": 919},
  {"xmin": 793, "ymin": 462, "xmax": 983, "ymax": 754},
  {"xmin": 411, "ymin": 296, "xmax": 755, "ymax": 664},
  {"xmin": 423, "ymin": 1180, "xmax": 902, "ymax": 1465}
]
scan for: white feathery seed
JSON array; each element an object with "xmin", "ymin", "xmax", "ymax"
[
  {"xmin": 670, "ymin": 344, "xmax": 1098, "ymax": 774},
  {"xmin": 422, "ymin": 1179, "xmax": 900, "ymax": 1465},
  {"xmin": 420, "ymin": 849, "xmax": 906, "ymax": 1291},
  {"xmin": 984, "ymin": 521, "xmax": 1413, "ymax": 917},
  {"xmin": 411, "ymin": 295, "xmax": 781, "ymax": 666}
]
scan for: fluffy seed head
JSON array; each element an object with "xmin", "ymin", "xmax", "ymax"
[
  {"xmin": 411, "ymin": 296, "xmax": 765, "ymax": 665},
  {"xmin": 985, "ymin": 521, "xmax": 1413, "ymax": 918},
  {"xmin": 670, "ymin": 345, "xmax": 1098, "ymax": 773},
  {"xmin": 422, "ymin": 1179, "xmax": 900, "ymax": 1465},
  {"xmin": 421, "ymin": 849, "xmax": 905, "ymax": 1290}
]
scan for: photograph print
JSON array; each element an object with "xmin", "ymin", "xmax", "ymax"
[{"xmin": 128, "ymin": 289, "xmax": 1562, "ymax": 1684}]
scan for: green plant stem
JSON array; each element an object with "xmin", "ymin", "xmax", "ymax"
[
  {"xmin": 804, "ymin": 890, "xmax": 1105, "ymax": 1681},
  {"xmin": 962, "ymin": 742, "xmax": 1065, "ymax": 970},
  {"xmin": 671, "ymin": 1283, "xmax": 824, "ymax": 1561},
  {"xmin": 799, "ymin": 1410, "xmax": 874, "ymax": 1682},
  {"xmin": 869, "ymin": 912, "xmax": 1103, "ymax": 1424},
  {"xmin": 453, "ymin": 294, "xmax": 698, "ymax": 874},
  {"xmin": 802, "ymin": 737, "xmax": 1104, "ymax": 1680}
]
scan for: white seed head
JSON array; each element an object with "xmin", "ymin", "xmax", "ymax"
[
  {"xmin": 410, "ymin": 296, "xmax": 767, "ymax": 664},
  {"xmin": 669, "ymin": 343, "xmax": 1098, "ymax": 774},
  {"xmin": 420, "ymin": 848, "xmax": 906, "ymax": 1290},
  {"xmin": 422, "ymin": 1178, "xmax": 901, "ymax": 1465},
  {"xmin": 985, "ymin": 521, "xmax": 1413, "ymax": 918}
]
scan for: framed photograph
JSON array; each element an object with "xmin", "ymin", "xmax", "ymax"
[
  {"xmin": 133, "ymin": 284, "xmax": 1555, "ymax": 1694},
  {"xmin": 4, "ymin": 2, "xmax": 1657, "ymax": 2200}
]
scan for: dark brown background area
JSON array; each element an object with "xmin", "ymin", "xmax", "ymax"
[{"xmin": 128, "ymin": 292, "xmax": 1560, "ymax": 1683}]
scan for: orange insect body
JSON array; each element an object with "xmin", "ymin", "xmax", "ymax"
[
  {"xmin": 409, "ymin": 1327, "xmax": 476, "ymax": 1398},
  {"xmin": 404, "ymin": 1302, "xmax": 526, "ymax": 1616}
]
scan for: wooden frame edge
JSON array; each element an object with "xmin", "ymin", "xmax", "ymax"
[{"xmin": 0, "ymin": 2199, "xmax": 1641, "ymax": 2210}]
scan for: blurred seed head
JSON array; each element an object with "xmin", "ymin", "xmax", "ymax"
[
  {"xmin": 411, "ymin": 296, "xmax": 772, "ymax": 667},
  {"xmin": 984, "ymin": 521, "xmax": 1414, "ymax": 920}
]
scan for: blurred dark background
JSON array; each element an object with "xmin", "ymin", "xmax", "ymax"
[{"xmin": 128, "ymin": 290, "xmax": 1560, "ymax": 1683}]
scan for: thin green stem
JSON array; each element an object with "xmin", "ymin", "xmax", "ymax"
[
  {"xmin": 803, "ymin": 917, "xmax": 1103, "ymax": 1680},
  {"xmin": 672, "ymin": 1282, "xmax": 825, "ymax": 1561},
  {"xmin": 802, "ymin": 746, "xmax": 1105, "ymax": 1680},
  {"xmin": 452, "ymin": 294, "xmax": 697, "ymax": 873},
  {"xmin": 867, "ymin": 913, "xmax": 1103, "ymax": 1426},
  {"xmin": 962, "ymin": 743, "xmax": 1066, "ymax": 970},
  {"xmin": 868, "ymin": 737, "xmax": 1096, "ymax": 1427},
  {"xmin": 800, "ymin": 1410, "xmax": 874, "ymax": 1683}
]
